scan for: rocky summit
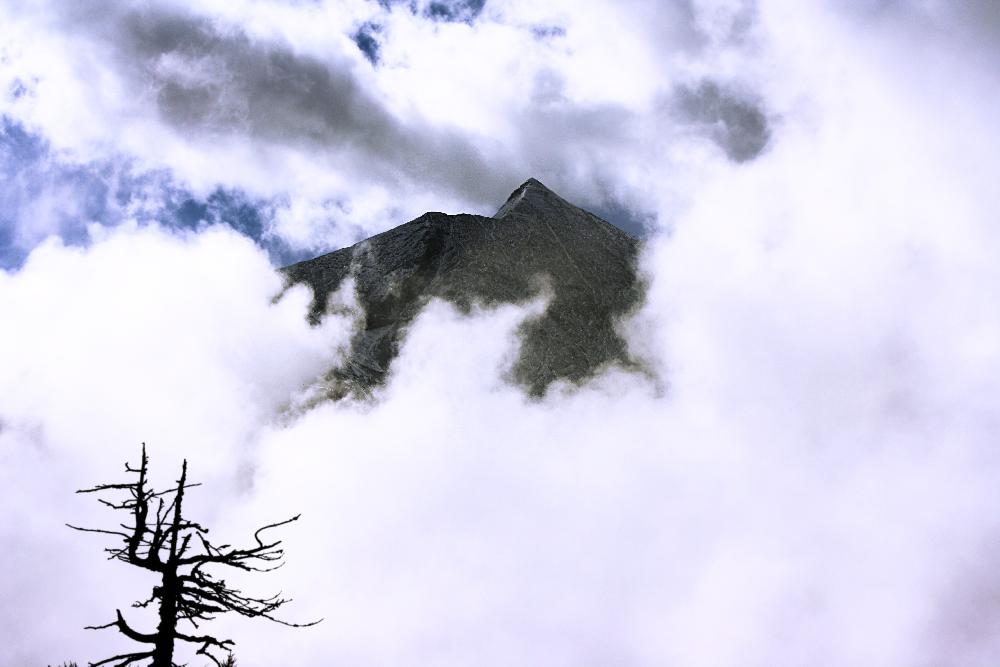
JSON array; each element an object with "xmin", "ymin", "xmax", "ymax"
[{"xmin": 282, "ymin": 178, "xmax": 644, "ymax": 398}]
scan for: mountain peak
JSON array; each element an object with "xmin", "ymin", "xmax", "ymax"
[
  {"xmin": 494, "ymin": 177, "xmax": 565, "ymax": 220},
  {"xmin": 493, "ymin": 178, "xmax": 636, "ymax": 243},
  {"xmin": 283, "ymin": 179, "xmax": 643, "ymax": 399}
]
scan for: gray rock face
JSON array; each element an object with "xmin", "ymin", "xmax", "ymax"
[{"xmin": 282, "ymin": 178, "xmax": 644, "ymax": 397}]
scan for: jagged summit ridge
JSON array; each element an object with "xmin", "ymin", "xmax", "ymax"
[
  {"xmin": 283, "ymin": 179, "xmax": 644, "ymax": 398},
  {"xmin": 493, "ymin": 177, "xmax": 555, "ymax": 219}
]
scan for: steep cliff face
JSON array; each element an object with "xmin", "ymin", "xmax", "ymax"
[{"xmin": 282, "ymin": 178, "xmax": 644, "ymax": 397}]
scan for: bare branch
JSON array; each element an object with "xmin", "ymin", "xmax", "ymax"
[
  {"xmin": 73, "ymin": 444, "xmax": 320, "ymax": 666},
  {"xmin": 87, "ymin": 650, "xmax": 154, "ymax": 667},
  {"xmin": 255, "ymin": 514, "xmax": 300, "ymax": 546},
  {"xmin": 66, "ymin": 524, "xmax": 130, "ymax": 539},
  {"xmin": 84, "ymin": 620, "xmax": 117, "ymax": 631}
]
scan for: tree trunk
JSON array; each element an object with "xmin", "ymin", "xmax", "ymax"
[{"xmin": 152, "ymin": 569, "xmax": 179, "ymax": 667}]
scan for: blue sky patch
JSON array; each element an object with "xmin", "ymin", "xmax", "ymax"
[
  {"xmin": 426, "ymin": 0, "xmax": 485, "ymax": 23},
  {"xmin": 352, "ymin": 22, "xmax": 382, "ymax": 64},
  {"xmin": 0, "ymin": 116, "xmax": 310, "ymax": 270}
]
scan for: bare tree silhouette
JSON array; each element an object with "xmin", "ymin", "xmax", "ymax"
[{"xmin": 68, "ymin": 444, "xmax": 319, "ymax": 667}]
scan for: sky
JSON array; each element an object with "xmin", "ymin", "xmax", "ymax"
[{"xmin": 2, "ymin": 0, "xmax": 1000, "ymax": 665}]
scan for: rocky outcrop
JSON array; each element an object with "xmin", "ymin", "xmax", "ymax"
[{"xmin": 282, "ymin": 178, "xmax": 644, "ymax": 398}]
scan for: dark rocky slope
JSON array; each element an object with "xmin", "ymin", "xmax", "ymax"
[{"xmin": 282, "ymin": 178, "xmax": 644, "ymax": 397}]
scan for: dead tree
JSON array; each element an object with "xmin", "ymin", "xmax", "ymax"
[{"xmin": 68, "ymin": 444, "xmax": 319, "ymax": 667}]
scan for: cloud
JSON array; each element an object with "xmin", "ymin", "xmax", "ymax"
[
  {"xmin": 423, "ymin": 0, "xmax": 488, "ymax": 24},
  {"xmin": 109, "ymin": 4, "xmax": 515, "ymax": 199},
  {"xmin": 673, "ymin": 80, "xmax": 771, "ymax": 163},
  {"xmin": 4, "ymin": 0, "xmax": 1000, "ymax": 665},
  {"xmin": 0, "ymin": 0, "xmax": 779, "ymax": 254},
  {"xmin": 0, "ymin": 224, "xmax": 348, "ymax": 665},
  {"xmin": 0, "ymin": 118, "xmax": 326, "ymax": 270}
]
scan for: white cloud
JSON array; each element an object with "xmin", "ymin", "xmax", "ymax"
[
  {"xmin": 0, "ymin": 224, "xmax": 348, "ymax": 664},
  {"xmin": 0, "ymin": 0, "xmax": 777, "ymax": 253},
  {"xmin": 3, "ymin": 0, "xmax": 1000, "ymax": 665}
]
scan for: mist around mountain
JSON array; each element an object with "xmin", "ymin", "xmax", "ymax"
[
  {"xmin": 283, "ymin": 178, "xmax": 647, "ymax": 398},
  {"xmin": 6, "ymin": 2, "xmax": 1000, "ymax": 665}
]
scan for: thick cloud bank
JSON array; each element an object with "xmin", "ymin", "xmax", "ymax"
[{"xmin": 3, "ymin": 0, "xmax": 1000, "ymax": 665}]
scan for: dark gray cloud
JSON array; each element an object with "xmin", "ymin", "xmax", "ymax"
[
  {"xmin": 673, "ymin": 80, "xmax": 771, "ymax": 163},
  {"xmin": 114, "ymin": 8, "xmax": 385, "ymax": 142},
  {"xmin": 71, "ymin": 4, "xmax": 522, "ymax": 205}
]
